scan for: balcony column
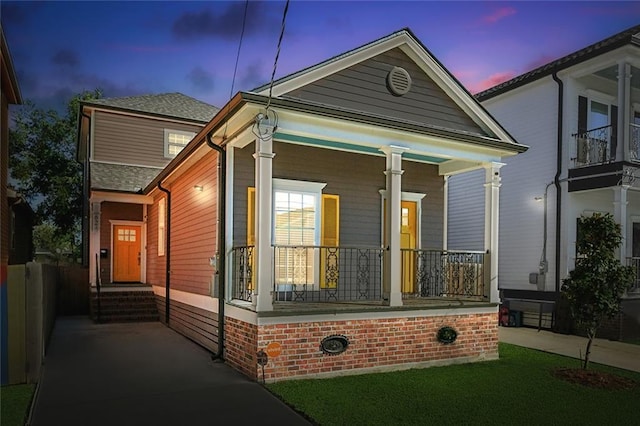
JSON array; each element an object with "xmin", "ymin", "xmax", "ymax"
[
  {"xmin": 381, "ymin": 145, "xmax": 408, "ymax": 307},
  {"xmin": 89, "ymin": 201, "xmax": 101, "ymax": 287},
  {"xmin": 253, "ymin": 123, "xmax": 275, "ymax": 312},
  {"xmin": 484, "ymin": 162, "xmax": 504, "ymax": 304},
  {"xmin": 613, "ymin": 185, "xmax": 629, "ymax": 262},
  {"xmin": 618, "ymin": 62, "xmax": 631, "ymax": 161}
]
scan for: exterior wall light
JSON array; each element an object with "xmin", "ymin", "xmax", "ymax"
[{"xmin": 194, "ymin": 185, "xmax": 203, "ymax": 192}]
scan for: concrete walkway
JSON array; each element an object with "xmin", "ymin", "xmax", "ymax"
[
  {"xmin": 28, "ymin": 317, "xmax": 310, "ymax": 426},
  {"xmin": 499, "ymin": 326, "xmax": 640, "ymax": 372}
]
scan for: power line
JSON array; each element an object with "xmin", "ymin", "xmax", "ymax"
[{"xmin": 222, "ymin": 0, "xmax": 249, "ymax": 141}]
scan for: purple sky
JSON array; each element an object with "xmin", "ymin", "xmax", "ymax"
[{"xmin": 2, "ymin": 1, "xmax": 639, "ymax": 111}]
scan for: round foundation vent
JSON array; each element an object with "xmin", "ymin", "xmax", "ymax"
[{"xmin": 386, "ymin": 66, "xmax": 412, "ymax": 96}]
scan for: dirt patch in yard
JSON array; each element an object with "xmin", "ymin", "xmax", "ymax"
[{"xmin": 551, "ymin": 368, "xmax": 637, "ymax": 390}]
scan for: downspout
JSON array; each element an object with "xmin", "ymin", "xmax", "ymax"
[
  {"xmin": 552, "ymin": 72, "xmax": 563, "ymax": 293},
  {"xmin": 81, "ymin": 110, "xmax": 92, "ymax": 268},
  {"xmin": 206, "ymin": 133, "xmax": 226, "ymax": 361},
  {"xmin": 157, "ymin": 182, "xmax": 171, "ymax": 325}
]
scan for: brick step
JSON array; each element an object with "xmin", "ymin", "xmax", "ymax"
[{"xmin": 90, "ymin": 291, "xmax": 159, "ymax": 323}]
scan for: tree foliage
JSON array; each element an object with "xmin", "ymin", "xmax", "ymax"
[
  {"xmin": 561, "ymin": 213, "xmax": 635, "ymax": 369},
  {"xmin": 9, "ymin": 89, "xmax": 102, "ymax": 254}
]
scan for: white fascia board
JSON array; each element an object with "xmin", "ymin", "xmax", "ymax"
[
  {"xmin": 91, "ymin": 190, "xmax": 154, "ymax": 205},
  {"xmin": 256, "ymin": 33, "xmax": 412, "ymax": 98}
]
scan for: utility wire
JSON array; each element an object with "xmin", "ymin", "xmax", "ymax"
[
  {"xmin": 265, "ymin": 0, "xmax": 290, "ymax": 112},
  {"xmin": 222, "ymin": 0, "xmax": 249, "ymax": 141}
]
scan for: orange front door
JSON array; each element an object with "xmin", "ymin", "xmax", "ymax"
[{"xmin": 113, "ymin": 225, "xmax": 141, "ymax": 282}]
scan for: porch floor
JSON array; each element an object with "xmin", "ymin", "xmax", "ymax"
[{"xmin": 230, "ymin": 297, "xmax": 495, "ymax": 317}]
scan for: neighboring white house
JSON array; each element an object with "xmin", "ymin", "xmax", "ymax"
[{"xmin": 448, "ymin": 24, "xmax": 640, "ymax": 339}]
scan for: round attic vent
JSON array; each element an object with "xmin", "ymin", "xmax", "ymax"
[{"xmin": 386, "ymin": 66, "xmax": 412, "ymax": 96}]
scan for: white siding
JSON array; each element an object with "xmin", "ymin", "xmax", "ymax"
[{"xmin": 448, "ymin": 77, "xmax": 560, "ymax": 290}]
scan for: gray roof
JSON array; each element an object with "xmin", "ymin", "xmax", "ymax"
[
  {"xmin": 477, "ymin": 24, "xmax": 640, "ymax": 101},
  {"xmin": 91, "ymin": 162, "xmax": 162, "ymax": 193},
  {"xmin": 85, "ymin": 93, "xmax": 219, "ymax": 123}
]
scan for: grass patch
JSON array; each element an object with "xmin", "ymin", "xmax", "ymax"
[
  {"xmin": 1, "ymin": 384, "xmax": 36, "ymax": 426},
  {"xmin": 268, "ymin": 343, "xmax": 639, "ymax": 425},
  {"xmin": 622, "ymin": 338, "xmax": 640, "ymax": 346}
]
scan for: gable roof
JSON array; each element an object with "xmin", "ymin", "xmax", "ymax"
[
  {"xmin": 84, "ymin": 92, "xmax": 219, "ymax": 123},
  {"xmin": 252, "ymin": 28, "xmax": 522, "ymax": 149},
  {"xmin": 477, "ymin": 24, "xmax": 640, "ymax": 101}
]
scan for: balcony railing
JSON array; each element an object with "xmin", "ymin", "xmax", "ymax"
[
  {"xmin": 401, "ymin": 249, "xmax": 487, "ymax": 300},
  {"xmin": 229, "ymin": 245, "xmax": 488, "ymax": 304},
  {"xmin": 626, "ymin": 257, "xmax": 640, "ymax": 294},
  {"xmin": 573, "ymin": 125, "xmax": 613, "ymax": 167},
  {"xmin": 629, "ymin": 123, "xmax": 640, "ymax": 162}
]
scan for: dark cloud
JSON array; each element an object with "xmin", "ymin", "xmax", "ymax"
[
  {"xmin": 240, "ymin": 61, "xmax": 266, "ymax": 92},
  {"xmin": 0, "ymin": 2, "xmax": 30, "ymax": 26},
  {"xmin": 51, "ymin": 49, "xmax": 79, "ymax": 67},
  {"xmin": 187, "ymin": 66, "xmax": 214, "ymax": 93},
  {"xmin": 172, "ymin": 2, "xmax": 278, "ymax": 41}
]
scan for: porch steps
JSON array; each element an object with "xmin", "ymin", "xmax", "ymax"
[{"xmin": 90, "ymin": 289, "xmax": 159, "ymax": 323}]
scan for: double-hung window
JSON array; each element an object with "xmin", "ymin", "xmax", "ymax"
[
  {"xmin": 273, "ymin": 179, "xmax": 326, "ymax": 288},
  {"xmin": 246, "ymin": 179, "xmax": 339, "ymax": 290},
  {"xmin": 164, "ymin": 129, "xmax": 195, "ymax": 158}
]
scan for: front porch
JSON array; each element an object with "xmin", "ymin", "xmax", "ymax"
[{"xmin": 229, "ymin": 246, "xmax": 488, "ymax": 307}]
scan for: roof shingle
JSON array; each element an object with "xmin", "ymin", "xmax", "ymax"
[{"xmin": 85, "ymin": 92, "xmax": 218, "ymax": 123}]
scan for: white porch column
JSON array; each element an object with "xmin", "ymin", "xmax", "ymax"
[
  {"xmin": 89, "ymin": 201, "xmax": 101, "ymax": 286},
  {"xmin": 253, "ymin": 125, "xmax": 275, "ymax": 312},
  {"xmin": 484, "ymin": 162, "xmax": 504, "ymax": 304},
  {"xmin": 618, "ymin": 62, "xmax": 631, "ymax": 161},
  {"xmin": 613, "ymin": 185, "xmax": 629, "ymax": 261},
  {"xmin": 381, "ymin": 145, "xmax": 408, "ymax": 307}
]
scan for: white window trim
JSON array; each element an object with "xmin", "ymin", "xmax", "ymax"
[
  {"xmin": 272, "ymin": 178, "xmax": 327, "ymax": 290},
  {"xmin": 272, "ymin": 178, "xmax": 327, "ymax": 246},
  {"xmin": 164, "ymin": 129, "xmax": 196, "ymax": 158}
]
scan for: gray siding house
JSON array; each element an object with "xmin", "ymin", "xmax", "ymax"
[{"xmin": 139, "ymin": 28, "xmax": 527, "ymax": 382}]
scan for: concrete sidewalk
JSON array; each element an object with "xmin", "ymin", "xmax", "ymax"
[
  {"xmin": 499, "ymin": 326, "xmax": 640, "ymax": 372},
  {"xmin": 28, "ymin": 317, "xmax": 310, "ymax": 426}
]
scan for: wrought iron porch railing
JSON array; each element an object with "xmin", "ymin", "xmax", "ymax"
[
  {"xmin": 629, "ymin": 123, "xmax": 640, "ymax": 162},
  {"xmin": 230, "ymin": 246, "xmax": 488, "ymax": 304},
  {"xmin": 626, "ymin": 257, "xmax": 640, "ymax": 293},
  {"xmin": 573, "ymin": 125, "xmax": 613, "ymax": 167},
  {"xmin": 230, "ymin": 246, "xmax": 254, "ymax": 302},
  {"xmin": 401, "ymin": 249, "xmax": 487, "ymax": 299},
  {"xmin": 272, "ymin": 245, "xmax": 384, "ymax": 302}
]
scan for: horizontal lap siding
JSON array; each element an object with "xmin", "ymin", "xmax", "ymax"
[
  {"xmin": 287, "ymin": 48, "xmax": 484, "ymax": 135},
  {"xmin": 92, "ymin": 111, "xmax": 202, "ymax": 167},
  {"xmin": 233, "ymin": 142, "xmax": 442, "ymax": 248},
  {"xmin": 447, "ymin": 170, "xmax": 484, "ymax": 251},
  {"xmin": 155, "ymin": 296, "xmax": 219, "ymax": 352},
  {"xmin": 147, "ymin": 151, "xmax": 219, "ymax": 294},
  {"xmin": 167, "ymin": 150, "xmax": 218, "ymax": 295}
]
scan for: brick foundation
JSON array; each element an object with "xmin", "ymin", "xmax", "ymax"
[{"xmin": 225, "ymin": 311, "xmax": 498, "ymax": 382}]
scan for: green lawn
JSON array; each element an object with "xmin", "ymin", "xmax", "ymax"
[
  {"xmin": 1, "ymin": 384, "xmax": 35, "ymax": 426},
  {"xmin": 268, "ymin": 343, "xmax": 640, "ymax": 425}
]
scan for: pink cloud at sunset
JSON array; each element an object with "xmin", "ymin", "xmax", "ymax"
[
  {"xmin": 468, "ymin": 71, "xmax": 517, "ymax": 94},
  {"xmin": 481, "ymin": 7, "xmax": 517, "ymax": 25}
]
